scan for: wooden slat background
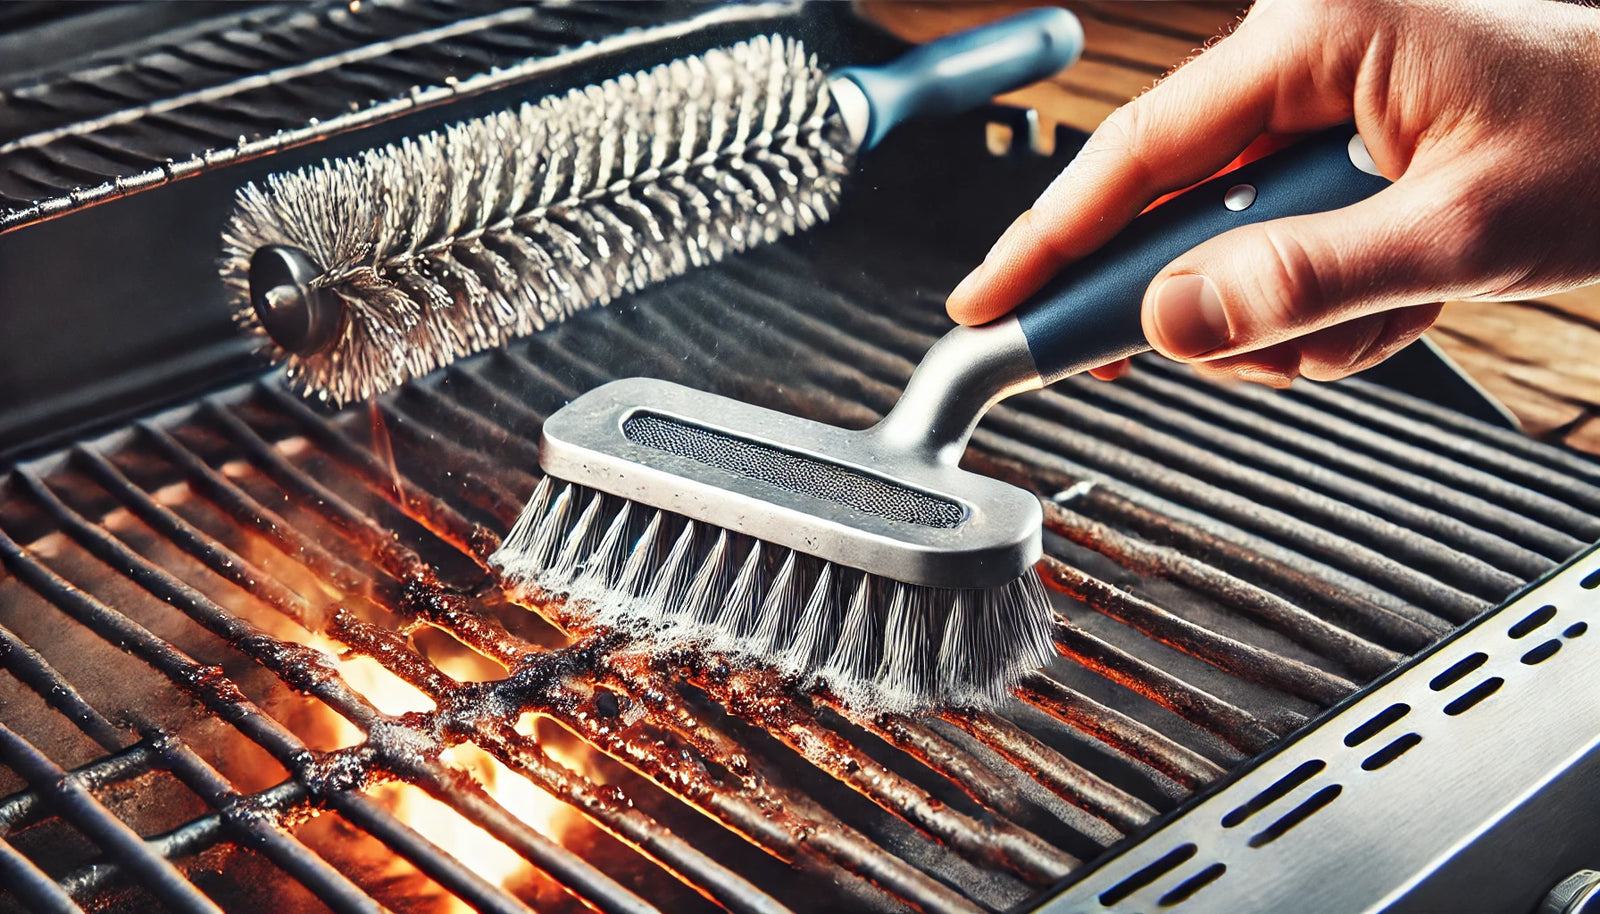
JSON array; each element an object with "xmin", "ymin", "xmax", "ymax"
[{"xmin": 861, "ymin": 1, "xmax": 1600, "ymax": 456}]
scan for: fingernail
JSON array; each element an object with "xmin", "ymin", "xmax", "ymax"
[
  {"xmin": 1151, "ymin": 274, "xmax": 1229, "ymax": 358},
  {"xmin": 1235, "ymin": 365, "xmax": 1292, "ymax": 388}
]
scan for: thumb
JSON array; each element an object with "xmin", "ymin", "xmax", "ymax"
[{"xmin": 1141, "ymin": 172, "xmax": 1480, "ymax": 366}]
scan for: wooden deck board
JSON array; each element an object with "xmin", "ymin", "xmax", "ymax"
[{"xmin": 860, "ymin": 1, "xmax": 1600, "ymax": 455}]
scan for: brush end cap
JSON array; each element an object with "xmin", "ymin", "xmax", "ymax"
[{"xmin": 249, "ymin": 245, "xmax": 343, "ymax": 356}]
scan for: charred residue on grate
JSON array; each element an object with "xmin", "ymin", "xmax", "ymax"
[{"xmin": 3, "ymin": 220, "xmax": 1600, "ymax": 912}]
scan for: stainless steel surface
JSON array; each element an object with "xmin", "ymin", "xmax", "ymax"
[
  {"xmin": 1544, "ymin": 872, "xmax": 1600, "ymax": 914},
  {"xmin": 1222, "ymin": 184, "xmax": 1256, "ymax": 212},
  {"xmin": 1348, "ymin": 133, "xmax": 1381, "ymax": 176},
  {"xmin": 873, "ymin": 316, "xmax": 1044, "ymax": 467},
  {"xmin": 1041, "ymin": 544, "xmax": 1600, "ymax": 914},
  {"xmin": 538, "ymin": 376, "xmax": 1042, "ymax": 590}
]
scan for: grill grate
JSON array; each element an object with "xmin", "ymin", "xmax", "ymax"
[
  {"xmin": 3, "ymin": 6, "xmax": 1599, "ymax": 904},
  {"xmin": 2, "ymin": 217, "xmax": 1598, "ymax": 911},
  {"xmin": 0, "ymin": 0, "xmax": 795, "ymax": 233}
]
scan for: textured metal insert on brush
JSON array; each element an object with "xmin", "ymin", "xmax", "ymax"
[{"xmin": 622, "ymin": 412, "xmax": 966, "ymax": 528}]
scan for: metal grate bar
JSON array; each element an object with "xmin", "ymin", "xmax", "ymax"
[
  {"xmin": 70, "ymin": 445, "xmax": 327, "ymax": 630},
  {"xmin": 136, "ymin": 420, "xmax": 392, "ymax": 603},
  {"xmin": 0, "ymin": 744, "xmax": 156, "ymax": 832},
  {"xmin": 247, "ymin": 389, "xmax": 504, "ymax": 564},
  {"xmin": 687, "ymin": 665, "xmax": 1079, "ymax": 883},
  {"xmin": 1049, "ymin": 619, "xmax": 1289, "ymax": 757},
  {"xmin": 1038, "ymin": 499, "xmax": 1406, "ymax": 673},
  {"xmin": 194, "ymin": 402, "xmax": 441, "ymax": 584},
  {"xmin": 0, "ymin": 723, "xmax": 223, "ymax": 913},
  {"xmin": 1017, "ymin": 674, "xmax": 1229, "ymax": 790},
  {"xmin": 1301, "ymin": 375, "xmax": 1600, "ymax": 512},
  {"xmin": 57, "ymin": 780, "xmax": 301, "ymax": 899},
  {"xmin": 1039, "ymin": 555, "xmax": 1354, "ymax": 704},
  {"xmin": 328, "ymin": 793, "xmax": 534, "ymax": 914},
  {"xmin": 818, "ymin": 702, "xmax": 1040, "ymax": 816},
  {"xmin": 0, "ymin": 510, "xmax": 533, "ymax": 912},
  {"xmin": 944, "ymin": 711, "xmax": 1155, "ymax": 834},
  {"xmin": 1055, "ymin": 376, "xmax": 1557, "ymax": 577},
  {"xmin": 0, "ymin": 833, "xmax": 85, "ymax": 914},
  {"xmin": 1113, "ymin": 367, "xmax": 1588, "ymax": 557},
  {"xmin": 0, "ymin": 619, "xmax": 124, "ymax": 751},
  {"xmin": 154, "ymin": 736, "xmax": 388, "ymax": 914},
  {"xmin": 1012, "ymin": 454, "xmax": 1461, "ymax": 637},
  {"xmin": 966, "ymin": 445, "xmax": 1450, "ymax": 648}
]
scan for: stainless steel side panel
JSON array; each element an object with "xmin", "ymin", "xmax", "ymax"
[{"xmin": 1039, "ymin": 544, "xmax": 1600, "ymax": 914}]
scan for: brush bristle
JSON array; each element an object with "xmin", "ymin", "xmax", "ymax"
[
  {"xmin": 490, "ymin": 479, "xmax": 1056, "ymax": 714},
  {"xmin": 221, "ymin": 35, "xmax": 850, "ymax": 405}
]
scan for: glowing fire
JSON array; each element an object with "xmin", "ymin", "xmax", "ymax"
[
  {"xmin": 302, "ymin": 631, "xmax": 579, "ymax": 911},
  {"xmin": 203, "ymin": 457, "xmax": 589, "ymax": 910}
]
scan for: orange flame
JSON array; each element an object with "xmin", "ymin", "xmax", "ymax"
[
  {"xmin": 300, "ymin": 631, "xmax": 579, "ymax": 911},
  {"xmin": 187, "ymin": 459, "xmax": 588, "ymax": 910}
]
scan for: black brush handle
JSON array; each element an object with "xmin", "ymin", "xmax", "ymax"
[{"xmin": 1013, "ymin": 126, "xmax": 1393, "ymax": 381}]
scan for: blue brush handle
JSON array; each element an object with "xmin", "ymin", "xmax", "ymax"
[
  {"xmin": 834, "ymin": 8, "xmax": 1084, "ymax": 151},
  {"xmin": 1015, "ymin": 127, "xmax": 1393, "ymax": 381}
]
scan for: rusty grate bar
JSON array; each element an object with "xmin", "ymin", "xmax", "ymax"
[
  {"xmin": 0, "ymin": 521, "xmax": 529, "ymax": 912},
  {"xmin": 0, "ymin": 723, "xmax": 223, "ymax": 914}
]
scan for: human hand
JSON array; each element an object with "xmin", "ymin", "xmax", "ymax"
[{"xmin": 945, "ymin": 0, "xmax": 1600, "ymax": 386}]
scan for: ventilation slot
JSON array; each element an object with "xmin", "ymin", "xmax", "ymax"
[
  {"xmin": 1567, "ymin": 622, "xmax": 1588, "ymax": 639},
  {"xmin": 1360, "ymin": 733, "xmax": 1422, "ymax": 771},
  {"xmin": 1220, "ymin": 759, "xmax": 1325, "ymax": 829},
  {"xmin": 1582, "ymin": 566, "xmax": 1600, "ymax": 589},
  {"xmin": 1430, "ymin": 652, "xmax": 1487, "ymax": 692},
  {"xmin": 1158, "ymin": 863, "xmax": 1226, "ymax": 907},
  {"xmin": 1343, "ymin": 703, "xmax": 1409, "ymax": 748},
  {"xmin": 1521, "ymin": 639, "xmax": 1562, "ymax": 665},
  {"xmin": 1508, "ymin": 604, "xmax": 1557, "ymax": 639},
  {"xmin": 1247, "ymin": 784, "xmax": 1342, "ymax": 848},
  {"xmin": 1099, "ymin": 844, "xmax": 1197, "ymax": 907},
  {"xmin": 1443, "ymin": 677, "xmax": 1504, "ymax": 716}
]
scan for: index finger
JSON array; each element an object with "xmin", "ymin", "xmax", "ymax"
[{"xmin": 945, "ymin": 3, "xmax": 1363, "ymax": 326}]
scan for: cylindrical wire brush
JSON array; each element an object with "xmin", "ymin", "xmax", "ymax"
[
  {"xmin": 220, "ymin": 9, "xmax": 1084, "ymax": 404},
  {"xmin": 491, "ymin": 127, "xmax": 1393, "ymax": 713}
]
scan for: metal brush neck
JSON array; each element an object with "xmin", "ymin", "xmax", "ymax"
[{"xmin": 869, "ymin": 317, "xmax": 1043, "ymax": 467}]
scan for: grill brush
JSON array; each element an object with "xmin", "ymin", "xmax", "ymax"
[
  {"xmin": 220, "ymin": 9, "xmax": 1084, "ymax": 405},
  {"xmin": 492, "ymin": 127, "xmax": 1392, "ymax": 713}
]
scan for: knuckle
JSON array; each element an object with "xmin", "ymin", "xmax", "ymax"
[
  {"xmin": 1238, "ymin": 222, "xmax": 1337, "ymax": 334},
  {"xmin": 1087, "ymin": 102, "xmax": 1154, "ymax": 182}
]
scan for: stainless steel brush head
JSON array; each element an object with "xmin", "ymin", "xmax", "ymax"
[
  {"xmin": 540, "ymin": 378, "xmax": 1042, "ymax": 589},
  {"xmin": 221, "ymin": 35, "xmax": 849, "ymax": 404},
  {"xmin": 490, "ymin": 377, "xmax": 1054, "ymax": 713}
]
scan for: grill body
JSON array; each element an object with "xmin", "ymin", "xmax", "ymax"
[{"xmin": 2, "ymin": 3, "xmax": 1599, "ymax": 913}]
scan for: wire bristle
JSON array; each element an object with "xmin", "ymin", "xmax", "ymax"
[
  {"xmin": 490, "ymin": 482, "xmax": 1056, "ymax": 714},
  {"xmin": 221, "ymin": 35, "xmax": 851, "ymax": 405}
]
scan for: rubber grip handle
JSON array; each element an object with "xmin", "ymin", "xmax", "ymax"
[
  {"xmin": 833, "ymin": 8, "xmax": 1084, "ymax": 151},
  {"xmin": 1014, "ymin": 127, "xmax": 1393, "ymax": 382}
]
